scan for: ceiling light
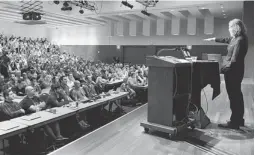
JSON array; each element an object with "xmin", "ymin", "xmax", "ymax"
[
  {"xmin": 61, "ymin": 6, "xmax": 72, "ymax": 11},
  {"xmin": 79, "ymin": 9, "xmax": 84, "ymax": 14},
  {"xmin": 141, "ymin": 10, "xmax": 150, "ymax": 16},
  {"xmin": 121, "ymin": 1, "xmax": 133, "ymax": 9},
  {"xmin": 63, "ymin": 1, "xmax": 69, "ymax": 7},
  {"xmin": 222, "ymin": 10, "xmax": 225, "ymax": 12},
  {"xmin": 53, "ymin": 0, "xmax": 59, "ymax": 5},
  {"xmin": 220, "ymin": 4, "xmax": 224, "ymax": 8},
  {"xmin": 223, "ymin": 13, "xmax": 226, "ymax": 16}
]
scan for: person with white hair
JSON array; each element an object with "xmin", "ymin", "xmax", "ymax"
[{"xmin": 204, "ymin": 18, "xmax": 248, "ymax": 129}]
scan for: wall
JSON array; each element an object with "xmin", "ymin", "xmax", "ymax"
[
  {"xmin": 49, "ymin": 17, "xmax": 233, "ymax": 46},
  {"xmin": 243, "ymin": 1, "xmax": 254, "ymax": 79},
  {"xmin": 52, "ymin": 17, "xmax": 232, "ymax": 66},
  {"xmin": 60, "ymin": 45, "xmax": 121, "ymax": 63},
  {"xmin": 0, "ymin": 21, "xmax": 50, "ymax": 39}
]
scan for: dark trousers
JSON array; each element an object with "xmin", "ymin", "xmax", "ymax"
[
  {"xmin": 133, "ymin": 87, "xmax": 148, "ymax": 103},
  {"xmin": 224, "ymin": 67, "xmax": 244, "ymax": 125}
]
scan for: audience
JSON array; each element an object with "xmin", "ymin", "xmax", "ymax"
[{"xmin": 0, "ymin": 33, "xmax": 149, "ymax": 154}]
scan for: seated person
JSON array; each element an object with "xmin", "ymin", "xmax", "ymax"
[
  {"xmin": 52, "ymin": 76, "xmax": 60, "ymax": 86},
  {"xmin": 59, "ymin": 76, "xmax": 71, "ymax": 97},
  {"xmin": 0, "ymin": 89, "xmax": 25, "ymax": 153},
  {"xmin": 31, "ymin": 78, "xmax": 41, "ymax": 95},
  {"xmin": 28, "ymin": 69, "xmax": 38, "ymax": 80},
  {"xmin": 137, "ymin": 70, "xmax": 147, "ymax": 86},
  {"xmin": 0, "ymin": 75, "xmax": 5, "ymax": 93},
  {"xmin": 70, "ymin": 80, "xmax": 88, "ymax": 101},
  {"xmin": 48, "ymin": 84, "xmax": 69, "ymax": 108},
  {"xmin": 40, "ymin": 74, "xmax": 52, "ymax": 89},
  {"xmin": 67, "ymin": 73, "xmax": 75, "ymax": 89},
  {"xmin": 10, "ymin": 73, "xmax": 18, "ymax": 85},
  {"xmin": 20, "ymin": 86, "xmax": 67, "ymax": 141},
  {"xmin": 127, "ymin": 72, "xmax": 140, "ymax": 89},
  {"xmin": 38, "ymin": 70, "xmax": 47, "ymax": 84},
  {"xmin": 82, "ymin": 76, "xmax": 98, "ymax": 98},
  {"xmin": 0, "ymin": 89, "xmax": 25, "ymax": 120},
  {"xmin": 12, "ymin": 79, "xmax": 26, "ymax": 96},
  {"xmin": 127, "ymin": 72, "xmax": 147, "ymax": 104},
  {"xmin": 19, "ymin": 86, "xmax": 46, "ymax": 114},
  {"xmin": 95, "ymin": 74, "xmax": 108, "ymax": 94},
  {"xmin": 117, "ymin": 83, "xmax": 136, "ymax": 100},
  {"xmin": 22, "ymin": 73, "xmax": 31, "ymax": 86},
  {"xmin": 70, "ymin": 81, "xmax": 90, "ymax": 129}
]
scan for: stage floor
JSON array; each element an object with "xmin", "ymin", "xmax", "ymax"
[{"xmin": 50, "ymin": 79, "xmax": 254, "ymax": 155}]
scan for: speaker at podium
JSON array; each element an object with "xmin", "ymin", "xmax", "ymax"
[{"xmin": 141, "ymin": 55, "xmax": 196, "ymax": 138}]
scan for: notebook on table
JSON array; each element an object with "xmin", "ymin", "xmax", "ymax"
[
  {"xmin": 0, "ymin": 121, "xmax": 20, "ymax": 131},
  {"xmin": 21, "ymin": 114, "xmax": 41, "ymax": 121}
]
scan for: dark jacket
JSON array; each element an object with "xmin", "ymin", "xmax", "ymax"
[
  {"xmin": 40, "ymin": 93, "xmax": 69, "ymax": 109},
  {"xmin": 215, "ymin": 35, "xmax": 248, "ymax": 71}
]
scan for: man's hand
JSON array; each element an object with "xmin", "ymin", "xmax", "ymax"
[
  {"xmin": 39, "ymin": 101, "xmax": 46, "ymax": 108},
  {"xmin": 19, "ymin": 109, "xmax": 25, "ymax": 114}
]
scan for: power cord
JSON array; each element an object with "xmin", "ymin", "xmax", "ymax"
[
  {"xmin": 185, "ymin": 60, "xmax": 193, "ymax": 118},
  {"xmin": 173, "ymin": 67, "xmax": 177, "ymax": 98},
  {"xmin": 202, "ymin": 88, "xmax": 209, "ymax": 114},
  {"xmin": 173, "ymin": 60, "xmax": 194, "ymax": 125}
]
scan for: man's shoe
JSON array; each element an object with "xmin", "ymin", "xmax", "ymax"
[
  {"xmin": 218, "ymin": 122, "xmax": 239, "ymax": 130},
  {"xmin": 56, "ymin": 136, "xmax": 69, "ymax": 141}
]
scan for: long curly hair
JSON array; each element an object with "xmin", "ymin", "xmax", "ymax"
[{"xmin": 229, "ymin": 19, "xmax": 247, "ymax": 37}]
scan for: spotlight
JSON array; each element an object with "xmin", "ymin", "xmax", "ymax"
[
  {"xmin": 121, "ymin": 1, "xmax": 133, "ymax": 9},
  {"xmin": 79, "ymin": 9, "xmax": 84, "ymax": 14},
  {"xmin": 53, "ymin": 0, "xmax": 59, "ymax": 5},
  {"xmin": 61, "ymin": 6, "xmax": 72, "ymax": 11},
  {"xmin": 63, "ymin": 1, "xmax": 69, "ymax": 7},
  {"xmin": 141, "ymin": 10, "xmax": 150, "ymax": 16}
]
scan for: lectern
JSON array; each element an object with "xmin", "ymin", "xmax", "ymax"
[{"xmin": 140, "ymin": 56, "xmax": 196, "ymax": 138}]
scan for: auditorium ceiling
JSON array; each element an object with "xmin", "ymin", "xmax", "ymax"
[{"xmin": 0, "ymin": 1, "xmax": 244, "ymax": 28}]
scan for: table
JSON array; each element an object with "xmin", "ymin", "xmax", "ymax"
[
  {"xmin": 0, "ymin": 92, "xmax": 129, "ymax": 142},
  {"xmin": 0, "ymin": 120, "xmax": 27, "ymax": 140},
  {"xmin": 77, "ymin": 92, "xmax": 128, "ymax": 114},
  {"xmin": 11, "ymin": 108, "xmax": 77, "ymax": 130},
  {"xmin": 105, "ymin": 79, "xmax": 124, "ymax": 91}
]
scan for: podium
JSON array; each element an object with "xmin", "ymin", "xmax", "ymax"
[
  {"xmin": 140, "ymin": 56, "xmax": 221, "ymax": 138},
  {"xmin": 140, "ymin": 56, "xmax": 196, "ymax": 138}
]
